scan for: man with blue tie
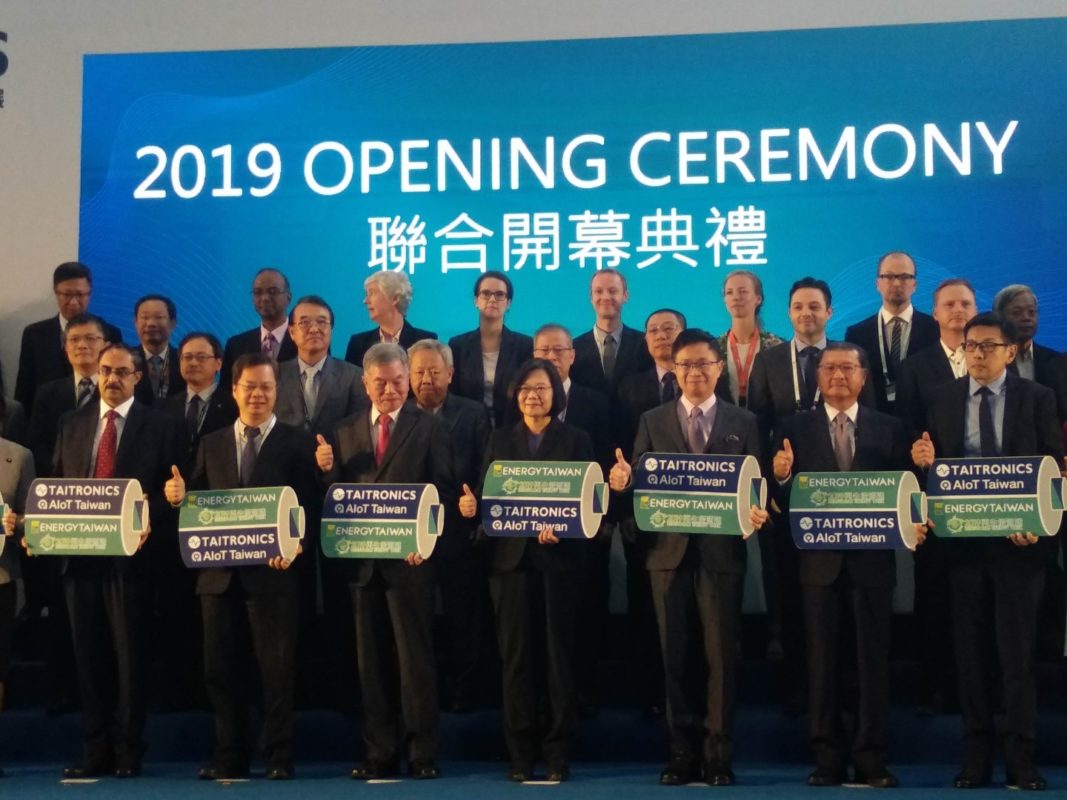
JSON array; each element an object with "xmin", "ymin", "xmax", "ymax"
[{"xmin": 911, "ymin": 312, "xmax": 1062, "ymax": 791}]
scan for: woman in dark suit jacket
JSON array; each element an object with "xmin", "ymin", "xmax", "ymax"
[
  {"xmin": 459, "ymin": 359, "xmax": 594, "ymax": 783},
  {"xmin": 448, "ymin": 271, "xmax": 532, "ymax": 428}
]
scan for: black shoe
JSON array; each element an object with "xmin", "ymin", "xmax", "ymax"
[
  {"xmin": 350, "ymin": 760, "xmax": 397, "ymax": 780},
  {"xmin": 546, "ymin": 763, "xmax": 570, "ymax": 782},
  {"xmin": 198, "ymin": 763, "xmax": 249, "ymax": 781},
  {"xmin": 1006, "ymin": 769, "xmax": 1047, "ymax": 791},
  {"xmin": 63, "ymin": 763, "xmax": 109, "ymax": 780},
  {"xmin": 953, "ymin": 767, "xmax": 991, "ymax": 789},
  {"xmin": 113, "ymin": 763, "xmax": 142, "ymax": 779},
  {"xmin": 266, "ymin": 765, "xmax": 294, "ymax": 780},
  {"xmin": 808, "ymin": 768, "xmax": 846, "ymax": 787},
  {"xmin": 408, "ymin": 760, "xmax": 440, "ymax": 780},
  {"xmin": 704, "ymin": 761, "xmax": 735, "ymax": 786},
  {"xmin": 508, "ymin": 763, "xmax": 534, "ymax": 782},
  {"xmin": 859, "ymin": 768, "xmax": 899, "ymax": 788},
  {"xmin": 660, "ymin": 759, "xmax": 699, "ymax": 786}
]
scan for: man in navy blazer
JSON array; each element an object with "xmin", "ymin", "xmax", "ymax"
[
  {"xmin": 844, "ymin": 251, "xmax": 939, "ymax": 414},
  {"xmin": 610, "ymin": 329, "xmax": 768, "ymax": 787},
  {"xmin": 131, "ymin": 295, "xmax": 186, "ymax": 406},
  {"xmin": 220, "ymin": 269, "xmax": 298, "ymax": 389}
]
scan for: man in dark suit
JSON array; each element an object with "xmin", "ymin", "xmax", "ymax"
[
  {"xmin": 911, "ymin": 312, "xmax": 1062, "ymax": 791},
  {"xmin": 162, "ymin": 332, "xmax": 237, "ymax": 464},
  {"xmin": 316, "ymin": 342, "xmax": 453, "ymax": 780},
  {"xmin": 844, "ymin": 251, "xmax": 939, "ymax": 413},
  {"xmin": 408, "ymin": 338, "xmax": 491, "ymax": 713},
  {"xmin": 15, "ymin": 262, "xmax": 122, "ymax": 412},
  {"xmin": 570, "ymin": 268, "xmax": 653, "ymax": 401},
  {"xmin": 609, "ymin": 329, "xmax": 768, "ymax": 787},
  {"xmin": 772, "ymin": 342, "xmax": 914, "ymax": 788},
  {"xmin": 894, "ymin": 278, "xmax": 976, "ymax": 713},
  {"xmin": 220, "ymin": 268, "xmax": 298, "ymax": 389},
  {"xmin": 164, "ymin": 353, "xmax": 318, "ymax": 781},
  {"xmin": 994, "ymin": 285, "xmax": 1064, "ymax": 415},
  {"xmin": 344, "ymin": 272, "xmax": 436, "ymax": 368},
  {"xmin": 46, "ymin": 343, "xmax": 182, "ymax": 779},
  {"xmin": 132, "ymin": 295, "xmax": 185, "ymax": 406}
]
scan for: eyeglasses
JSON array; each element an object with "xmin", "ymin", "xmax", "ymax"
[
  {"xmin": 477, "ymin": 290, "xmax": 508, "ymax": 302},
  {"xmin": 99, "ymin": 366, "xmax": 137, "ymax": 379},
  {"xmin": 533, "ymin": 346, "xmax": 574, "ymax": 356},
  {"xmin": 817, "ymin": 364, "xmax": 863, "ymax": 376},
  {"xmin": 673, "ymin": 360, "xmax": 721, "ymax": 371},
  {"xmin": 180, "ymin": 353, "xmax": 218, "ymax": 363},
  {"xmin": 962, "ymin": 340, "xmax": 1010, "ymax": 354},
  {"xmin": 56, "ymin": 291, "xmax": 90, "ymax": 301},
  {"xmin": 236, "ymin": 382, "xmax": 276, "ymax": 393},
  {"xmin": 517, "ymin": 384, "xmax": 552, "ymax": 397},
  {"xmin": 877, "ymin": 273, "xmax": 916, "ymax": 283},
  {"xmin": 294, "ymin": 318, "xmax": 331, "ymax": 331},
  {"xmin": 67, "ymin": 334, "xmax": 103, "ymax": 345},
  {"xmin": 252, "ymin": 287, "xmax": 287, "ymax": 298}
]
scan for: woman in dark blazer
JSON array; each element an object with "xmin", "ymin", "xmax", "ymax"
[
  {"xmin": 448, "ymin": 271, "xmax": 532, "ymax": 428},
  {"xmin": 459, "ymin": 359, "xmax": 594, "ymax": 783}
]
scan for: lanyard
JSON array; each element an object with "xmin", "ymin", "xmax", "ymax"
[
  {"xmin": 790, "ymin": 342, "xmax": 821, "ymax": 410},
  {"xmin": 728, "ymin": 329, "xmax": 759, "ymax": 400}
]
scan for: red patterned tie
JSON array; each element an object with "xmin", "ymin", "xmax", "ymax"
[
  {"xmin": 375, "ymin": 415, "xmax": 391, "ymax": 467},
  {"xmin": 93, "ymin": 410, "xmax": 118, "ymax": 478}
]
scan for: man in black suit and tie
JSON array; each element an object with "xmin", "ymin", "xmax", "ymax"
[
  {"xmin": 316, "ymin": 342, "xmax": 453, "ymax": 780},
  {"xmin": 408, "ymin": 338, "xmax": 491, "ymax": 713},
  {"xmin": 994, "ymin": 285, "xmax": 1065, "ymax": 414},
  {"xmin": 162, "ymin": 333, "xmax": 237, "ymax": 463},
  {"xmin": 844, "ymin": 251, "xmax": 939, "ymax": 413},
  {"xmin": 132, "ymin": 295, "xmax": 185, "ymax": 406},
  {"xmin": 220, "ymin": 269, "xmax": 298, "ymax": 389},
  {"xmin": 344, "ymin": 272, "xmax": 436, "ymax": 368},
  {"xmin": 570, "ymin": 269, "xmax": 653, "ymax": 401},
  {"xmin": 772, "ymin": 342, "xmax": 915, "ymax": 788},
  {"xmin": 164, "ymin": 353, "xmax": 318, "ymax": 781},
  {"xmin": 15, "ymin": 262, "xmax": 122, "ymax": 412},
  {"xmin": 46, "ymin": 343, "xmax": 182, "ymax": 779},
  {"xmin": 609, "ymin": 329, "xmax": 768, "ymax": 787},
  {"xmin": 911, "ymin": 312, "xmax": 1062, "ymax": 791}
]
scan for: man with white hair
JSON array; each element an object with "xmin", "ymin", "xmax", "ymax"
[{"xmin": 344, "ymin": 272, "xmax": 437, "ymax": 368}]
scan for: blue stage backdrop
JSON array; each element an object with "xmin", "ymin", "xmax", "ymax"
[{"xmin": 79, "ymin": 18, "xmax": 1067, "ymax": 350}]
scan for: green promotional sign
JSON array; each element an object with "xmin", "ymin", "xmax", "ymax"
[
  {"xmin": 179, "ymin": 486, "xmax": 305, "ymax": 567},
  {"xmin": 24, "ymin": 478, "xmax": 148, "ymax": 557},
  {"xmin": 481, "ymin": 461, "xmax": 607, "ymax": 539},
  {"xmin": 321, "ymin": 483, "xmax": 442, "ymax": 559}
]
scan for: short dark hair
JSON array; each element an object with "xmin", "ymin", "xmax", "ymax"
[
  {"xmin": 232, "ymin": 353, "xmax": 279, "ymax": 385},
  {"xmin": 965, "ymin": 311, "xmax": 1018, "ymax": 344},
  {"xmin": 510, "ymin": 358, "xmax": 567, "ymax": 418},
  {"xmin": 179, "ymin": 331, "xmax": 223, "ymax": 359},
  {"xmin": 99, "ymin": 342, "xmax": 145, "ymax": 373},
  {"xmin": 644, "ymin": 308, "xmax": 687, "ymax": 330},
  {"xmin": 254, "ymin": 267, "xmax": 290, "ymax": 292},
  {"xmin": 63, "ymin": 313, "xmax": 108, "ymax": 343},
  {"xmin": 53, "ymin": 262, "xmax": 92, "ymax": 287},
  {"xmin": 134, "ymin": 294, "xmax": 177, "ymax": 322},
  {"xmin": 933, "ymin": 278, "xmax": 976, "ymax": 305},
  {"xmin": 876, "ymin": 251, "xmax": 917, "ymax": 277},
  {"xmin": 670, "ymin": 328, "xmax": 724, "ymax": 361},
  {"xmin": 289, "ymin": 295, "xmax": 335, "ymax": 327},
  {"xmin": 816, "ymin": 341, "xmax": 870, "ymax": 370},
  {"xmin": 788, "ymin": 276, "xmax": 832, "ymax": 308},
  {"xmin": 474, "ymin": 270, "xmax": 514, "ymax": 301}
]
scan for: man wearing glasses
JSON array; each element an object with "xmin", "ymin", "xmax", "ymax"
[
  {"xmin": 911, "ymin": 312, "xmax": 1061, "ymax": 791},
  {"xmin": 609, "ymin": 328, "xmax": 768, "ymax": 787},
  {"xmin": 50, "ymin": 343, "xmax": 183, "ymax": 779},
  {"xmin": 164, "ymin": 332, "xmax": 237, "ymax": 464},
  {"xmin": 220, "ymin": 268, "xmax": 297, "ymax": 389},
  {"xmin": 15, "ymin": 262, "xmax": 122, "ymax": 412},
  {"xmin": 845, "ymin": 251, "xmax": 939, "ymax": 414}
]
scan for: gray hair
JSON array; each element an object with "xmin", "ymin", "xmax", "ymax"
[
  {"xmin": 364, "ymin": 271, "xmax": 413, "ymax": 315},
  {"xmin": 407, "ymin": 338, "xmax": 453, "ymax": 369},
  {"xmin": 363, "ymin": 341, "xmax": 408, "ymax": 371},
  {"xmin": 533, "ymin": 323, "xmax": 573, "ymax": 347},
  {"xmin": 993, "ymin": 284, "xmax": 1036, "ymax": 313}
]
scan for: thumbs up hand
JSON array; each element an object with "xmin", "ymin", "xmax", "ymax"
[
  {"xmin": 458, "ymin": 483, "xmax": 478, "ymax": 518},
  {"xmin": 911, "ymin": 431, "xmax": 936, "ymax": 469},
  {"xmin": 164, "ymin": 464, "xmax": 186, "ymax": 507},
  {"xmin": 315, "ymin": 434, "xmax": 334, "ymax": 472},
  {"xmin": 773, "ymin": 438, "xmax": 794, "ymax": 481},
  {"xmin": 609, "ymin": 447, "xmax": 633, "ymax": 491}
]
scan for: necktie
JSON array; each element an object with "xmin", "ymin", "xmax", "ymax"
[
  {"xmin": 661, "ymin": 371, "xmax": 678, "ymax": 404},
  {"xmin": 376, "ymin": 415, "xmax": 392, "ymax": 467},
  {"xmin": 888, "ymin": 317, "xmax": 903, "ymax": 377},
  {"xmin": 833, "ymin": 412, "xmax": 853, "ymax": 471},
  {"xmin": 149, "ymin": 355, "xmax": 164, "ymax": 397},
  {"xmin": 977, "ymin": 387, "xmax": 998, "ymax": 457},
  {"xmin": 262, "ymin": 335, "xmax": 276, "ymax": 359},
  {"xmin": 800, "ymin": 346, "xmax": 819, "ymax": 409},
  {"xmin": 186, "ymin": 394, "xmax": 203, "ymax": 433},
  {"xmin": 687, "ymin": 406, "xmax": 706, "ymax": 454},
  {"xmin": 76, "ymin": 377, "xmax": 94, "ymax": 408},
  {"xmin": 301, "ymin": 370, "xmax": 320, "ymax": 424},
  {"xmin": 602, "ymin": 334, "xmax": 617, "ymax": 380},
  {"xmin": 240, "ymin": 426, "xmax": 260, "ymax": 487},
  {"xmin": 93, "ymin": 410, "xmax": 119, "ymax": 478}
]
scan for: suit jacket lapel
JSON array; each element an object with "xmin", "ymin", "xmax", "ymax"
[
  {"xmin": 251, "ymin": 424, "xmax": 286, "ymax": 483},
  {"xmin": 663, "ymin": 402, "xmax": 690, "ymax": 453},
  {"xmin": 73, "ymin": 407, "xmax": 99, "ymax": 477},
  {"xmin": 1001, "ymin": 374, "xmax": 1023, "ymax": 455},
  {"xmin": 510, "ymin": 421, "xmax": 533, "ymax": 460},
  {"xmin": 114, "ymin": 403, "xmax": 145, "ymax": 475},
  {"xmin": 377, "ymin": 404, "xmax": 417, "ymax": 475},
  {"xmin": 313, "ymin": 357, "xmax": 339, "ymax": 426}
]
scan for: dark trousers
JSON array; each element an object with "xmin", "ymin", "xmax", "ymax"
[
  {"xmin": 435, "ymin": 551, "xmax": 490, "ymax": 705},
  {"xmin": 490, "ymin": 567, "xmax": 579, "ymax": 767},
  {"xmin": 649, "ymin": 563, "xmax": 741, "ymax": 764},
  {"xmin": 802, "ymin": 579, "xmax": 892, "ymax": 776},
  {"xmin": 950, "ymin": 560, "xmax": 1045, "ymax": 774},
  {"xmin": 351, "ymin": 565, "xmax": 439, "ymax": 764},
  {"xmin": 201, "ymin": 585, "xmax": 298, "ymax": 770},
  {"xmin": 620, "ymin": 524, "xmax": 665, "ymax": 708},
  {"xmin": 64, "ymin": 569, "xmax": 148, "ymax": 767},
  {"xmin": 913, "ymin": 534, "xmax": 955, "ymax": 704}
]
